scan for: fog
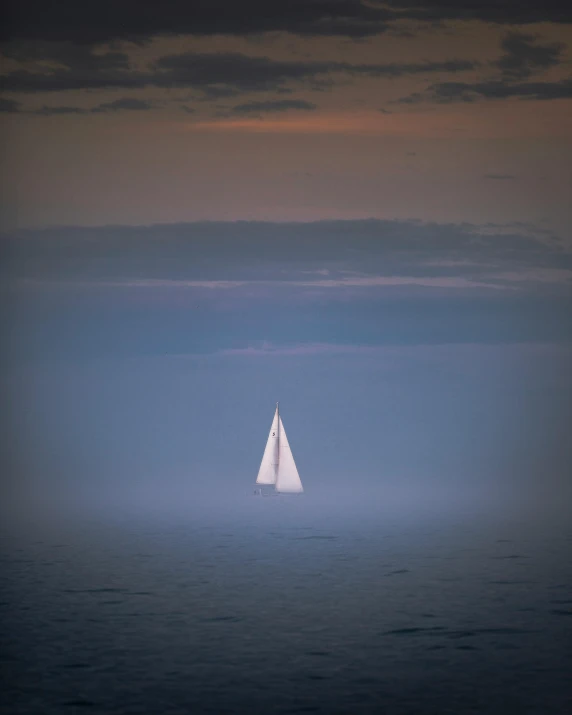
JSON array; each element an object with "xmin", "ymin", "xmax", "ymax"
[{"xmin": 2, "ymin": 221, "xmax": 570, "ymax": 533}]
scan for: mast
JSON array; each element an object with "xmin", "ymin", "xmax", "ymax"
[{"xmin": 276, "ymin": 401, "xmax": 280, "ymax": 484}]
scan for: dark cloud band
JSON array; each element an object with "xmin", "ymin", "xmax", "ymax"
[
  {"xmin": 400, "ymin": 77, "xmax": 572, "ymax": 103},
  {"xmin": 3, "ymin": 219, "xmax": 568, "ymax": 284},
  {"xmin": 2, "ymin": 1, "xmax": 571, "ymax": 46},
  {"xmin": 0, "ymin": 50, "xmax": 477, "ymax": 94}
]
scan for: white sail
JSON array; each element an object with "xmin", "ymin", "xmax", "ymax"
[
  {"xmin": 255, "ymin": 405, "xmax": 279, "ymax": 485},
  {"xmin": 275, "ymin": 416, "xmax": 304, "ymax": 493}
]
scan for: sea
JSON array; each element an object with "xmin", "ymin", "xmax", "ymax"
[{"xmin": 2, "ymin": 494, "xmax": 571, "ymax": 715}]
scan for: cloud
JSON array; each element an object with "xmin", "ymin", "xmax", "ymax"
[
  {"xmin": 3, "ymin": 221, "xmax": 570, "ymax": 360},
  {"xmin": 21, "ymin": 279, "xmax": 248, "ymax": 290},
  {"xmin": 150, "ymin": 53, "xmax": 477, "ymax": 99},
  {"xmin": 383, "ymin": 1, "xmax": 572, "ymax": 26},
  {"xmin": 1, "ymin": 40, "xmax": 129, "ymax": 71},
  {"xmin": 397, "ymin": 32, "xmax": 571, "ymax": 105},
  {"xmin": 34, "ymin": 105, "xmax": 87, "ymax": 115},
  {"xmin": 229, "ymin": 99, "xmax": 317, "ymax": 115},
  {"xmin": 91, "ymin": 97, "xmax": 155, "ymax": 112},
  {"xmin": 215, "ymin": 341, "xmax": 572, "ymax": 359},
  {"xmin": 218, "ymin": 342, "xmax": 389, "ymax": 357},
  {"xmin": 151, "ymin": 52, "xmax": 323, "ymax": 96},
  {"xmin": 3, "ymin": 219, "xmax": 569, "ymax": 294},
  {"xmin": 0, "ymin": 65, "xmax": 142, "ymax": 93},
  {"xmin": 4, "ymin": 97, "xmax": 157, "ymax": 115},
  {"xmin": 0, "ymin": 42, "xmax": 133, "ymax": 93},
  {"xmin": 2, "ymin": 2, "xmax": 571, "ymax": 48},
  {"xmin": 1, "ymin": 50, "xmax": 478, "ymax": 95},
  {"xmin": 1, "ymin": 1, "xmax": 392, "ymax": 44},
  {"xmin": 18, "ymin": 275, "xmax": 515, "ymax": 293},
  {"xmin": 292, "ymin": 275, "xmax": 510, "ymax": 290},
  {"xmin": 492, "ymin": 32, "xmax": 565, "ymax": 81},
  {"xmin": 27, "ymin": 265, "xmax": 572, "ymax": 294},
  {"xmin": 0, "ymin": 97, "xmax": 21, "ymax": 112},
  {"xmin": 399, "ymin": 77, "xmax": 572, "ymax": 103}
]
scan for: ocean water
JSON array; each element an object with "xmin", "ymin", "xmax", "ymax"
[{"xmin": 2, "ymin": 498, "xmax": 571, "ymax": 715}]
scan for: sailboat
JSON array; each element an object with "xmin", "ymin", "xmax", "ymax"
[{"xmin": 255, "ymin": 403, "xmax": 303, "ymax": 495}]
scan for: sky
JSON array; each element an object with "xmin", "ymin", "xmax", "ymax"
[{"xmin": 1, "ymin": 2, "xmax": 571, "ymax": 516}]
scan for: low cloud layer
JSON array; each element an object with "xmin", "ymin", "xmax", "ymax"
[
  {"xmin": 4, "ymin": 219, "xmax": 569, "ymax": 284},
  {"xmin": 2, "ymin": 220, "xmax": 570, "ymax": 363}
]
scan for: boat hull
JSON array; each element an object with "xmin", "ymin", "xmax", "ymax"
[{"xmin": 253, "ymin": 487, "xmax": 280, "ymax": 497}]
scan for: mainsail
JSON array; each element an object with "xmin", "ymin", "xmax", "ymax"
[
  {"xmin": 255, "ymin": 405, "xmax": 279, "ymax": 485},
  {"xmin": 256, "ymin": 403, "xmax": 303, "ymax": 493}
]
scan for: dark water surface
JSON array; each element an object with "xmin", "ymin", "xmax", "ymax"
[{"xmin": 2, "ymin": 500, "xmax": 571, "ymax": 714}]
